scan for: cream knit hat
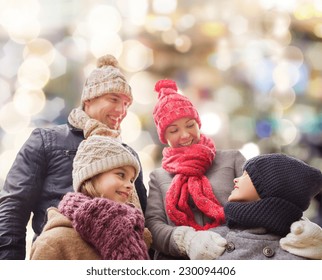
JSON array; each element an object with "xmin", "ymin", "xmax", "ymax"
[
  {"xmin": 72, "ymin": 135, "xmax": 140, "ymax": 192},
  {"xmin": 81, "ymin": 54, "xmax": 132, "ymax": 108}
]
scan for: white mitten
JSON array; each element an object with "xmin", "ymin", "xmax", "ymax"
[
  {"xmin": 280, "ymin": 217, "xmax": 322, "ymax": 259},
  {"xmin": 172, "ymin": 226, "xmax": 227, "ymax": 260}
]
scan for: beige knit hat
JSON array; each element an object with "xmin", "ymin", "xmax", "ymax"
[
  {"xmin": 81, "ymin": 54, "xmax": 132, "ymax": 108},
  {"xmin": 72, "ymin": 135, "xmax": 140, "ymax": 192}
]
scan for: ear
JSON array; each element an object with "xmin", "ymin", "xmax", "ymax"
[{"xmin": 83, "ymin": 100, "xmax": 91, "ymax": 111}]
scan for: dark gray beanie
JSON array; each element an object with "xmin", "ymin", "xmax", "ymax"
[
  {"xmin": 244, "ymin": 153, "xmax": 322, "ymax": 212},
  {"xmin": 225, "ymin": 153, "xmax": 322, "ymax": 236}
]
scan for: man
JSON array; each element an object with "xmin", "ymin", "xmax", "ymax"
[{"xmin": 0, "ymin": 54, "xmax": 147, "ymax": 260}]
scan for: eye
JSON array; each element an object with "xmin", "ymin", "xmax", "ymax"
[
  {"xmin": 107, "ymin": 95, "xmax": 120, "ymax": 103},
  {"xmin": 116, "ymin": 172, "xmax": 125, "ymax": 178},
  {"xmin": 186, "ymin": 120, "xmax": 196, "ymax": 128},
  {"xmin": 169, "ymin": 128, "xmax": 178, "ymax": 134}
]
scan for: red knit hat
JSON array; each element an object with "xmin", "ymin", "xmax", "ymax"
[{"xmin": 153, "ymin": 79, "xmax": 201, "ymax": 144}]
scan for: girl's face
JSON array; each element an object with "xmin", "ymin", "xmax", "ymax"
[
  {"xmin": 164, "ymin": 117, "xmax": 201, "ymax": 148},
  {"xmin": 92, "ymin": 166, "xmax": 136, "ymax": 203},
  {"xmin": 228, "ymin": 171, "xmax": 260, "ymax": 202}
]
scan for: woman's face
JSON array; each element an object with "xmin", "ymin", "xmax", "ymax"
[
  {"xmin": 92, "ymin": 166, "xmax": 136, "ymax": 203},
  {"xmin": 228, "ymin": 171, "xmax": 260, "ymax": 202},
  {"xmin": 164, "ymin": 117, "xmax": 201, "ymax": 148}
]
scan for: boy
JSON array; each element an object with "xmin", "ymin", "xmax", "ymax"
[{"xmin": 173, "ymin": 153, "xmax": 322, "ymax": 259}]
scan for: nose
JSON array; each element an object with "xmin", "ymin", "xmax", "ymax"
[
  {"xmin": 115, "ymin": 101, "xmax": 126, "ymax": 116},
  {"xmin": 233, "ymin": 178, "xmax": 238, "ymax": 183},
  {"xmin": 180, "ymin": 130, "xmax": 190, "ymax": 139},
  {"xmin": 125, "ymin": 181, "xmax": 134, "ymax": 190}
]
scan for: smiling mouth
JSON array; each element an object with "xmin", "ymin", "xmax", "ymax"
[
  {"xmin": 180, "ymin": 140, "xmax": 193, "ymax": 147},
  {"xmin": 116, "ymin": 191, "xmax": 129, "ymax": 199},
  {"xmin": 107, "ymin": 116, "xmax": 120, "ymax": 128},
  {"xmin": 108, "ymin": 116, "xmax": 119, "ymax": 122}
]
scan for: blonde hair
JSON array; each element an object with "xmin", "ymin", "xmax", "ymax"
[
  {"xmin": 79, "ymin": 178, "xmax": 100, "ymax": 198},
  {"xmin": 79, "ymin": 174, "xmax": 141, "ymax": 208}
]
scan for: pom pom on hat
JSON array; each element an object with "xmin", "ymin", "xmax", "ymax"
[
  {"xmin": 154, "ymin": 79, "xmax": 178, "ymax": 98},
  {"xmin": 96, "ymin": 54, "xmax": 119, "ymax": 68},
  {"xmin": 81, "ymin": 54, "xmax": 132, "ymax": 107},
  {"xmin": 153, "ymin": 79, "xmax": 201, "ymax": 144}
]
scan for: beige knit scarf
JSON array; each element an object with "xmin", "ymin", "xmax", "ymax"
[{"xmin": 68, "ymin": 107, "xmax": 121, "ymax": 139}]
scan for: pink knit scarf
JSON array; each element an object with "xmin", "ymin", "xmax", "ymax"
[{"xmin": 163, "ymin": 134, "xmax": 225, "ymax": 230}]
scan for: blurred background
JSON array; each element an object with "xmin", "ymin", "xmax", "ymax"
[{"xmin": 0, "ymin": 0, "xmax": 322, "ymax": 248}]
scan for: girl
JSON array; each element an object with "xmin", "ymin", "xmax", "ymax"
[{"xmin": 30, "ymin": 135, "xmax": 150, "ymax": 260}]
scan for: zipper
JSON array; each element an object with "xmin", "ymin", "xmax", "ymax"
[{"xmin": 63, "ymin": 150, "xmax": 77, "ymax": 157}]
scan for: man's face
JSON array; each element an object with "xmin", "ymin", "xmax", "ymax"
[{"xmin": 84, "ymin": 93, "xmax": 131, "ymax": 129}]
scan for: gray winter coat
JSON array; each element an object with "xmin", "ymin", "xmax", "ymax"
[
  {"xmin": 145, "ymin": 150, "xmax": 245, "ymax": 259},
  {"xmin": 210, "ymin": 226, "xmax": 306, "ymax": 260}
]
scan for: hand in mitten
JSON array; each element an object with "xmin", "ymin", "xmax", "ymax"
[
  {"xmin": 280, "ymin": 218, "xmax": 322, "ymax": 259},
  {"xmin": 58, "ymin": 192, "xmax": 91, "ymax": 222},
  {"xmin": 172, "ymin": 226, "xmax": 227, "ymax": 260}
]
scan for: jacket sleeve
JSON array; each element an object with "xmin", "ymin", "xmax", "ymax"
[
  {"xmin": 0, "ymin": 128, "xmax": 47, "ymax": 259},
  {"xmin": 29, "ymin": 236, "xmax": 63, "ymax": 260},
  {"xmin": 145, "ymin": 170, "xmax": 182, "ymax": 257}
]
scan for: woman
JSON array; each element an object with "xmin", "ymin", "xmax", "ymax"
[{"xmin": 145, "ymin": 79, "xmax": 245, "ymax": 259}]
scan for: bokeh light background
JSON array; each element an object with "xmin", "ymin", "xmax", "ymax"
[{"xmin": 1, "ymin": 0, "xmax": 322, "ymax": 247}]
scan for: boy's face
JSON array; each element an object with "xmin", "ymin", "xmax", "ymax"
[
  {"xmin": 228, "ymin": 171, "xmax": 260, "ymax": 202},
  {"xmin": 92, "ymin": 165, "xmax": 135, "ymax": 204},
  {"xmin": 164, "ymin": 117, "xmax": 200, "ymax": 148}
]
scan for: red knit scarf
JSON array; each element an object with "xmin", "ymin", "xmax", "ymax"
[{"xmin": 163, "ymin": 134, "xmax": 225, "ymax": 230}]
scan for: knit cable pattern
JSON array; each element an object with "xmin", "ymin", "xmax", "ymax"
[
  {"xmin": 163, "ymin": 134, "xmax": 225, "ymax": 231},
  {"xmin": 59, "ymin": 192, "xmax": 149, "ymax": 260}
]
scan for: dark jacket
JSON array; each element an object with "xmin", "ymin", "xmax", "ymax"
[{"xmin": 0, "ymin": 123, "xmax": 147, "ymax": 260}]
